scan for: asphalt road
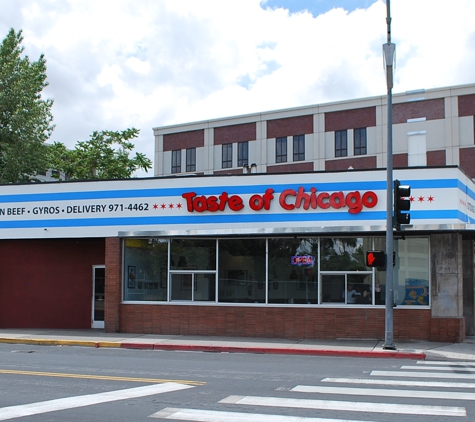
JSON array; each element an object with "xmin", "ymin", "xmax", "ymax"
[{"xmin": 0, "ymin": 342, "xmax": 474, "ymax": 421}]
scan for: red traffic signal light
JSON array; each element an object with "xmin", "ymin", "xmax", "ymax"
[{"xmin": 366, "ymin": 250, "xmax": 386, "ymax": 268}]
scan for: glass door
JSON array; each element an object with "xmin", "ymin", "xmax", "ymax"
[{"xmin": 92, "ymin": 266, "xmax": 105, "ymax": 328}]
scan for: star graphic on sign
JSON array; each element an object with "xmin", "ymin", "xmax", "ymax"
[
  {"xmin": 168, "ymin": 203, "xmax": 174, "ymax": 209},
  {"xmin": 418, "ymin": 196, "xmax": 424, "ymax": 202},
  {"xmin": 176, "ymin": 203, "xmax": 182, "ymax": 209},
  {"xmin": 161, "ymin": 203, "xmax": 166, "ymax": 209},
  {"xmin": 428, "ymin": 195, "xmax": 435, "ymax": 202},
  {"xmin": 410, "ymin": 196, "xmax": 415, "ymax": 202},
  {"xmin": 153, "ymin": 203, "xmax": 158, "ymax": 209}
]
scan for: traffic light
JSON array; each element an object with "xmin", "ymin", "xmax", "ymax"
[
  {"xmin": 366, "ymin": 250, "xmax": 386, "ymax": 268},
  {"xmin": 394, "ymin": 179, "xmax": 411, "ymax": 230}
]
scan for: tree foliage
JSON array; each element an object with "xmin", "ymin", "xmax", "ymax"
[
  {"xmin": 48, "ymin": 128, "xmax": 152, "ymax": 180},
  {"xmin": 0, "ymin": 28, "xmax": 54, "ymax": 183}
]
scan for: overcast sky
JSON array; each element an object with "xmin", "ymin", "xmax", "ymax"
[{"xmin": 2, "ymin": 0, "xmax": 475, "ymax": 176}]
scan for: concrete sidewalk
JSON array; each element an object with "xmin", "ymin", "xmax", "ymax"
[{"xmin": 0, "ymin": 329, "xmax": 475, "ymax": 361}]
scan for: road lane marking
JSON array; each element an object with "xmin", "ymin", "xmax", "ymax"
[
  {"xmin": 401, "ymin": 365, "xmax": 475, "ymax": 372},
  {"xmin": 0, "ymin": 383, "xmax": 193, "ymax": 421},
  {"xmin": 151, "ymin": 407, "xmax": 383, "ymax": 421},
  {"xmin": 322, "ymin": 377, "xmax": 475, "ymax": 389},
  {"xmin": 0, "ymin": 369, "xmax": 205, "ymax": 386},
  {"xmin": 292, "ymin": 384, "xmax": 475, "ymax": 400},
  {"xmin": 416, "ymin": 361, "xmax": 475, "ymax": 366},
  {"xmin": 371, "ymin": 370, "xmax": 475, "ymax": 380},
  {"xmin": 219, "ymin": 395, "xmax": 466, "ymax": 417}
]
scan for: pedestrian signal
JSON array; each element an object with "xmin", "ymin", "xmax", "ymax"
[{"xmin": 366, "ymin": 250, "xmax": 386, "ymax": 268}]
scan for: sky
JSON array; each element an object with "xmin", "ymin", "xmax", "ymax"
[{"xmin": 1, "ymin": 0, "xmax": 475, "ymax": 176}]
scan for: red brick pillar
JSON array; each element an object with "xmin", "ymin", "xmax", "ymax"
[{"xmin": 105, "ymin": 237, "xmax": 122, "ymax": 333}]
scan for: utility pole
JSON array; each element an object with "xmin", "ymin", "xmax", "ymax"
[{"xmin": 383, "ymin": 0, "xmax": 396, "ymax": 350}]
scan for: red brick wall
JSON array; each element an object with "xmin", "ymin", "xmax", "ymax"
[
  {"xmin": 427, "ymin": 150, "xmax": 446, "ymax": 166},
  {"xmin": 214, "ymin": 123, "xmax": 256, "ymax": 145},
  {"xmin": 325, "ymin": 107, "xmax": 376, "ymax": 132},
  {"xmin": 267, "ymin": 162, "xmax": 314, "ymax": 173},
  {"xmin": 393, "ymin": 98, "xmax": 444, "ymax": 124},
  {"xmin": 459, "ymin": 147, "xmax": 475, "ymax": 178},
  {"xmin": 163, "ymin": 130, "xmax": 204, "ymax": 151},
  {"xmin": 105, "ymin": 237, "xmax": 122, "ymax": 333},
  {"xmin": 267, "ymin": 115, "xmax": 313, "ymax": 139},
  {"xmin": 0, "ymin": 239, "xmax": 105, "ymax": 329},
  {"xmin": 118, "ymin": 304, "xmax": 465, "ymax": 342},
  {"xmin": 393, "ymin": 153, "xmax": 408, "ymax": 168},
  {"xmin": 325, "ymin": 156, "xmax": 377, "ymax": 171},
  {"xmin": 458, "ymin": 93, "xmax": 475, "ymax": 117}
]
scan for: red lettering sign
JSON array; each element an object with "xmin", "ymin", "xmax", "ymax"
[{"xmin": 182, "ymin": 186, "xmax": 378, "ymax": 214}]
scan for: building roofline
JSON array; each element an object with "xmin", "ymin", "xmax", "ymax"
[{"xmin": 152, "ymin": 82, "xmax": 475, "ymax": 134}]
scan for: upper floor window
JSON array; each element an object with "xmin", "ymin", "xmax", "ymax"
[
  {"xmin": 293, "ymin": 135, "xmax": 305, "ymax": 161},
  {"xmin": 171, "ymin": 149, "xmax": 181, "ymax": 173},
  {"xmin": 238, "ymin": 141, "xmax": 248, "ymax": 167},
  {"xmin": 186, "ymin": 148, "xmax": 196, "ymax": 172},
  {"xmin": 276, "ymin": 137, "xmax": 287, "ymax": 163},
  {"xmin": 335, "ymin": 130, "xmax": 347, "ymax": 157},
  {"xmin": 354, "ymin": 128, "xmax": 367, "ymax": 156},
  {"xmin": 222, "ymin": 143, "xmax": 232, "ymax": 168}
]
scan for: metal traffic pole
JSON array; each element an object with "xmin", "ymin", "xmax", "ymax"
[{"xmin": 383, "ymin": 0, "xmax": 396, "ymax": 350}]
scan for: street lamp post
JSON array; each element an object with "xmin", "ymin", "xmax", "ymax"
[{"xmin": 383, "ymin": 0, "xmax": 396, "ymax": 350}]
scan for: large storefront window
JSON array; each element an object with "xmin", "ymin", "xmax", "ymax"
[
  {"xmin": 123, "ymin": 239, "xmax": 168, "ymax": 301},
  {"xmin": 320, "ymin": 238, "xmax": 373, "ymax": 304},
  {"xmin": 268, "ymin": 238, "xmax": 318, "ymax": 304},
  {"xmin": 218, "ymin": 238, "xmax": 266, "ymax": 303},
  {"xmin": 169, "ymin": 239, "xmax": 216, "ymax": 302},
  {"xmin": 122, "ymin": 236, "xmax": 430, "ymax": 307}
]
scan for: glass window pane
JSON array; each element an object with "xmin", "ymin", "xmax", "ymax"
[
  {"xmin": 293, "ymin": 135, "xmax": 305, "ymax": 161},
  {"xmin": 195, "ymin": 273, "xmax": 216, "ymax": 301},
  {"xmin": 218, "ymin": 238, "xmax": 266, "ymax": 303},
  {"xmin": 222, "ymin": 144, "xmax": 232, "ymax": 168},
  {"xmin": 123, "ymin": 239, "xmax": 168, "ymax": 301},
  {"xmin": 347, "ymin": 274, "xmax": 372, "ymax": 304},
  {"xmin": 321, "ymin": 274, "xmax": 345, "ymax": 303},
  {"xmin": 170, "ymin": 239, "xmax": 216, "ymax": 270},
  {"xmin": 238, "ymin": 142, "xmax": 248, "ymax": 167},
  {"xmin": 268, "ymin": 238, "xmax": 318, "ymax": 304},
  {"xmin": 373, "ymin": 237, "xmax": 429, "ymax": 306},
  {"xmin": 186, "ymin": 148, "xmax": 196, "ymax": 172},
  {"xmin": 320, "ymin": 238, "xmax": 370, "ymax": 271},
  {"xmin": 170, "ymin": 273, "xmax": 192, "ymax": 301},
  {"xmin": 172, "ymin": 150, "xmax": 181, "ymax": 173},
  {"xmin": 276, "ymin": 137, "xmax": 287, "ymax": 163}
]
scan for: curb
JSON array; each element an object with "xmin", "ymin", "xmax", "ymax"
[
  {"xmin": 146, "ymin": 344, "xmax": 426, "ymax": 360},
  {"xmin": 0, "ymin": 338, "xmax": 426, "ymax": 359}
]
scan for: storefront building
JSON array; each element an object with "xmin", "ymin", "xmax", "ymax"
[{"xmin": 0, "ymin": 166, "xmax": 473, "ymax": 342}]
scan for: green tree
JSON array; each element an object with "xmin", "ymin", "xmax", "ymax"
[
  {"xmin": 0, "ymin": 28, "xmax": 54, "ymax": 183},
  {"xmin": 48, "ymin": 128, "xmax": 152, "ymax": 180}
]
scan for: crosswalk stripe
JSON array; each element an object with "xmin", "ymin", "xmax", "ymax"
[
  {"xmin": 219, "ymin": 395, "xmax": 466, "ymax": 417},
  {"xmin": 291, "ymin": 385, "xmax": 475, "ymax": 400},
  {"xmin": 416, "ymin": 361, "xmax": 475, "ymax": 366},
  {"xmin": 322, "ymin": 377, "xmax": 475, "ymax": 389},
  {"xmin": 371, "ymin": 370, "xmax": 475, "ymax": 380},
  {"xmin": 401, "ymin": 365, "xmax": 475, "ymax": 372},
  {"xmin": 0, "ymin": 383, "xmax": 193, "ymax": 421},
  {"xmin": 151, "ymin": 407, "xmax": 382, "ymax": 422}
]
